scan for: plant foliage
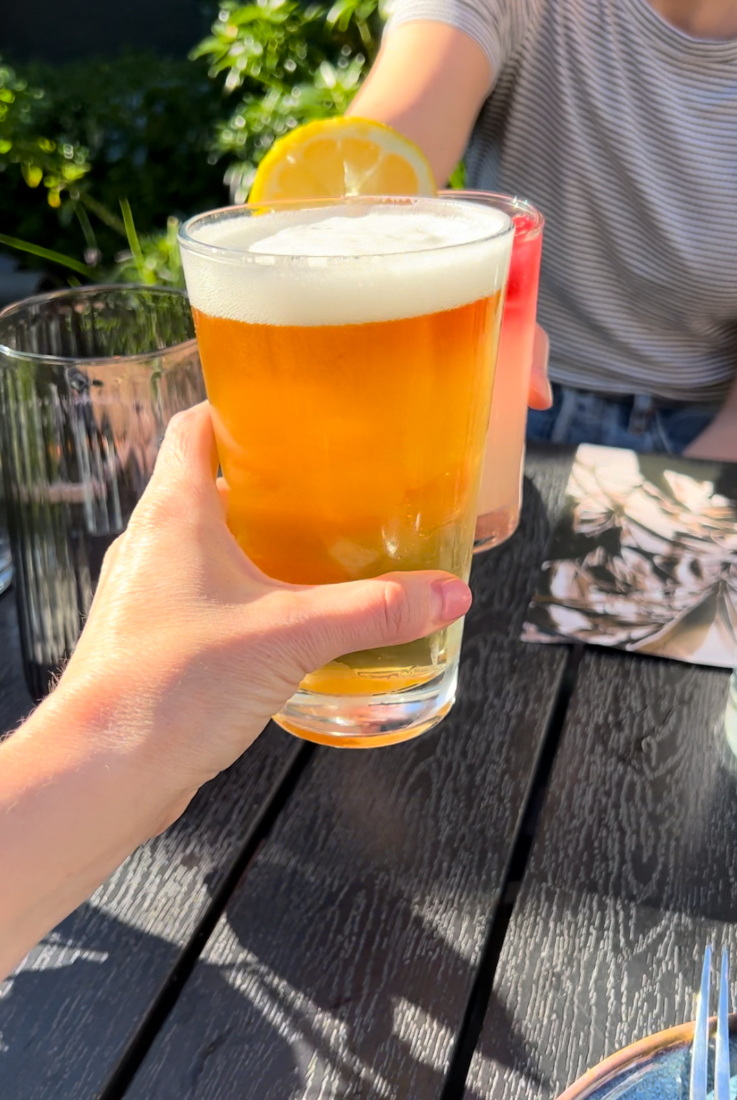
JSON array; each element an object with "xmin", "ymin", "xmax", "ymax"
[
  {"xmin": 0, "ymin": 53, "xmax": 227, "ymax": 281},
  {"xmin": 0, "ymin": 0, "xmax": 390, "ymax": 282},
  {"xmin": 194, "ymin": 0, "xmax": 384, "ymax": 201}
]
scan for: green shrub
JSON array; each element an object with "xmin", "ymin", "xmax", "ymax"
[
  {"xmin": 0, "ymin": 52, "xmax": 227, "ymax": 278},
  {"xmin": 0, "ymin": 0, "xmax": 389, "ymax": 283},
  {"xmin": 196, "ymin": 0, "xmax": 384, "ymax": 201}
]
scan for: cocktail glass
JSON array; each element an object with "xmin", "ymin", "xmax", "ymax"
[
  {"xmin": 456, "ymin": 193, "xmax": 544, "ymax": 552},
  {"xmin": 179, "ymin": 195, "xmax": 513, "ymax": 747}
]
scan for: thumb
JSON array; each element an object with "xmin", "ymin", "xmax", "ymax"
[
  {"xmin": 145, "ymin": 402, "xmax": 221, "ymax": 515},
  {"xmin": 278, "ymin": 571, "xmax": 472, "ymax": 676}
]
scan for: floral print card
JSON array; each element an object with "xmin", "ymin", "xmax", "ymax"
[{"xmin": 522, "ymin": 444, "xmax": 737, "ymax": 667}]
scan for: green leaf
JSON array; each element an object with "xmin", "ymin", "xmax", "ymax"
[
  {"xmin": 448, "ymin": 161, "xmax": 466, "ymax": 189},
  {"xmin": 0, "ymin": 231, "xmax": 91, "ymax": 274},
  {"xmin": 120, "ymin": 197, "xmax": 146, "ymax": 280}
]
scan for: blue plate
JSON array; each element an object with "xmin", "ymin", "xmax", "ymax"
[{"xmin": 557, "ymin": 1018, "xmax": 737, "ymax": 1100}]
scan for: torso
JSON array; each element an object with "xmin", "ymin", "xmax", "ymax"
[{"xmin": 466, "ymin": 0, "xmax": 737, "ymax": 402}]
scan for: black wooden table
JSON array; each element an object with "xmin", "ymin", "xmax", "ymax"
[{"xmin": 0, "ymin": 444, "xmax": 734, "ymax": 1100}]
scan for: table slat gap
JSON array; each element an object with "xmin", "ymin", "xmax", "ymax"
[
  {"xmin": 439, "ymin": 644, "xmax": 584, "ymax": 1100},
  {"xmin": 96, "ymin": 739, "xmax": 314, "ymax": 1100}
]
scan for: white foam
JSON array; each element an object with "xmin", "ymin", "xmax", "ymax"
[{"xmin": 180, "ymin": 200, "xmax": 512, "ymax": 327}]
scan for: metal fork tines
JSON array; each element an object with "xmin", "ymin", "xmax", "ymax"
[{"xmin": 690, "ymin": 946, "xmax": 731, "ymax": 1100}]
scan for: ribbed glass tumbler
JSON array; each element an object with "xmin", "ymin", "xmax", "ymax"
[{"xmin": 0, "ymin": 285, "xmax": 205, "ymax": 700}]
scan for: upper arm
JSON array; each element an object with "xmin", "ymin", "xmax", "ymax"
[{"xmin": 347, "ymin": 22, "xmax": 493, "ymax": 186}]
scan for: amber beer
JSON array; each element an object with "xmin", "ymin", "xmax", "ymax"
[{"xmin": 179, "ymin": 197, "xmax": 512, "ymax": 747}]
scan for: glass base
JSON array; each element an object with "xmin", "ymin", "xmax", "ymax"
[
  {"xmin": 474, "ymin": 502, "xmax": 520, "ymax": 553},
  {"xmin": 273, "ymin": 658, "xmax": 459, "ymax": 748}
]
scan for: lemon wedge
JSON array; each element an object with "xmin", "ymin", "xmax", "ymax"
[{"xmin": 249, "ymin": 117, "xmax": 436, "ymax": 203}]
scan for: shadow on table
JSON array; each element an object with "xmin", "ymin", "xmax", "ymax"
[
  {"xmin": 117, "ymin": 700, "xmax": 557, "ymax": 1099},
  {"xmin": 0, "ymin": 906, "xmax": 184, "ymax": 1098},
  {"xmin": 165, "ymin": 861, "xmax": 550, "ymax": 1100},
  {"xmin": 0, "ymin": 861, "xmax": 548, "ymax": 1100}
]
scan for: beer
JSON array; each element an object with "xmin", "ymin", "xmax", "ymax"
[{"xmin": 180, "ymin": 198, "xmax": 512, "ymax": 746}]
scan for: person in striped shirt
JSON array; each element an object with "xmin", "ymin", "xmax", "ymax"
[{"xmin": 348, "ymin": 0, "xmax": 737, "ymax": 461}]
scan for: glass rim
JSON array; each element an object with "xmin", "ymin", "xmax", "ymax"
[
  {"xmin": 0, "ymin": 284, "xmax": 197, "ymax": 365},
  {"xmin": 178, "ymin": 194, "xmax": 514, "ymax": 264},
  {"xmin": 440, "ymin": 190, "xmax": 545, "ymax": 237}
]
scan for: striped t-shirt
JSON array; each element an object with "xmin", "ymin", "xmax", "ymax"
[{"xmin": 388, "ymin": 0, "xmax": 737, "ymax": 403}]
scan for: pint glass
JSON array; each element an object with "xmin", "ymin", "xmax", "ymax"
[{"xmin": 179, "ymin": 196, "xmax": 512, "ymax": 747}]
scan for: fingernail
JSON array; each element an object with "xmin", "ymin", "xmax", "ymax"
[{"xmin": 431, "ymin": 578, "xmax": 472, "ymax": 624}]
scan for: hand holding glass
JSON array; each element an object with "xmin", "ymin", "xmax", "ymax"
[{"xmin": 179, "ymin": 197, "xmax": 512, "ymax": 747}]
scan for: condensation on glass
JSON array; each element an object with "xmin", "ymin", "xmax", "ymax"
[{"xmin": 0, "ymin": 286, "xmax": 205, "ymax": 700}]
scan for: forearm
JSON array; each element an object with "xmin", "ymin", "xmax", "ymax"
[
  {"xmin": 348, "ymin": 23, "xmax": 491, "ymax": 185},
  {"xmin": 0, "ymin": 688, "xmax": 189, "ymax": 980}
]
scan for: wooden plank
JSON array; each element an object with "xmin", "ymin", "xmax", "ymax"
[
  {"xmin": 122, "ymin": 441, "xmax": 575, "ymax": 1100},
  {"xmin": 466, "ymin": 647, "xmax": 735, "ymax": 1100},
  {"xmin": 0, "ymin": 660, "xmax": 302, "ymax": 1100}
]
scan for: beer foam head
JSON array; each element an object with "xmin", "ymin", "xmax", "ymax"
[{"xmin": 180, "ymin": 199, "xmax": 512, "ymax": 326}]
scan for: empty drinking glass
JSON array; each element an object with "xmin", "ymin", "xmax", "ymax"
[
  {"xmin": 0, "ymin": 285, "xmax": 205, "ymax": 700},
  {"xmin": 0, "ymin": 467, "xmax": 12, "ymax": 595}
]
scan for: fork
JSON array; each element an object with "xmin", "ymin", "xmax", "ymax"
[{"xmin": 690, "ymin": 946, "xmax": 731, "ymax": 1100}]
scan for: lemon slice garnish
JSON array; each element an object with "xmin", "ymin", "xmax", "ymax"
[{"xmin": 249, "ymin": 116, "xmax": 436, "ymax": 202}]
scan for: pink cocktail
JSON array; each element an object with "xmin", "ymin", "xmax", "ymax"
[{"xmin": 472, "ymin": 195, "xmax": 544, "ymax": 551}]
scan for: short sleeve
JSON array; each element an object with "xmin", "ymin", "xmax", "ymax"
[{"xmin": 384, "ymin": 0, "xmax": 536, "ymax": 81}]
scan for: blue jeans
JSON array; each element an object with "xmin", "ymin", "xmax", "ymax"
[{"xmin": 526, "ymin": 384, "xmax": 718, "ymax": 454}]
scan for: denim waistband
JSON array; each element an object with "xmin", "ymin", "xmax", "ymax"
[
  {"xmin": 553, "ymin": 385, "xmax": 713, "ymax": 413},
  {"xmin": 528, "ymin": 383, "xmax": 719, "ymax": 455}
]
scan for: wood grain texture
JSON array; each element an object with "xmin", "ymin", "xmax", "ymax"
[
  {"xmin": 124, "ymin": 642, "xmax": 566, "ymax": 1099},
  {"xmin": 0, "ymin": 714, "xmax": 301, "ymax": 1100},
  {"xmin": 467, "ymin": 647, "xmax": 735, "ymax": 1100}
]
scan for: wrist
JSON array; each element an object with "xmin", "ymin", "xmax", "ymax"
[
  {"xmin": 31, "ymin": 677, "xmax": 197, "ymax": 838},
  {"xmin": 0, "ymin": 691, "xmax": 195, "ymax": 979}
]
